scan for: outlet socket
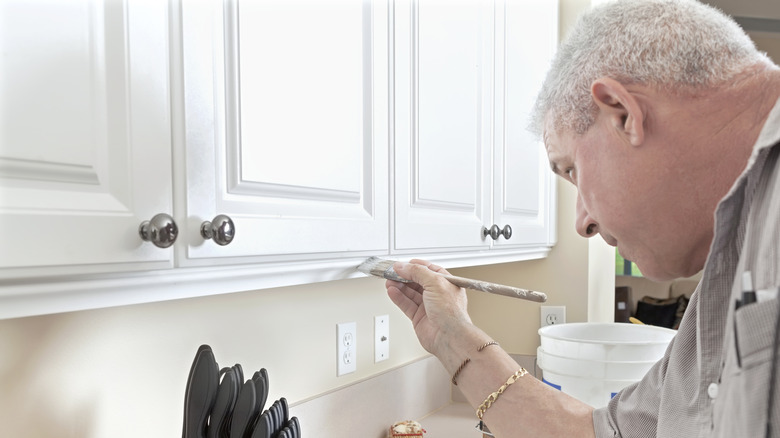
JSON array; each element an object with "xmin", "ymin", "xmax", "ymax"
[
  {"xmin": 541, "ymin": 306, "xmax": 566, "ymax": 327},
  {"xmin": 337, "ymin": 322, "xmax": 357, "ymax": 376}
]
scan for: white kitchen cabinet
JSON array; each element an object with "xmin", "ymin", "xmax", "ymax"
[
  {"xmin": 492, "ymin": 0, "xmax": 558, "ymax": 248},
  {"xmin": 0, "ymin": 0, "xmax": 557, "ymax": 319},
  {"xmin": 0, "ymin": 0, "xmax": 174, "ymax": 280},
  {"xmin": 393, "ymin": 0, "xmax": 558, "ymax": 259},
  {"xmin": 393, "ymin": 0, "xmax": 494, "ymax": 252},
  {"xmin": 177, "ymin": 0, "xmax": 390, "ymax": 265}
]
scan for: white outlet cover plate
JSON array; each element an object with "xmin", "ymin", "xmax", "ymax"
[
  {"xmin": 337, "ymin": 322, "xmax": 357, "ymax": 376},
  {"xmin": 375, "ymin": 315, "xmax": 389, "ymax": 362},
  {"xmin": 541, "ymin": 306, "xmax": 566, "ymax": 327}
]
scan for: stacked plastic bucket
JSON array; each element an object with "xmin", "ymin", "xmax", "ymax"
[{"xmin": 537, "ymin": 323, "xmax": 676, "ymax": 408}]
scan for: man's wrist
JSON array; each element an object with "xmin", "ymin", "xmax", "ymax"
[{"xmin": 432, "ymin": 322, "xmax": 492, "ymax": 370}]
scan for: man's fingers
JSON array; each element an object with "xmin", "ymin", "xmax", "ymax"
[
  {"xmin": 409, "ymin": 258, "xmax": 452, "ymax": 275},
  {"xmin": 394, "ymin": 261, "xmax": 454, "ymax": 292},
  {"xmin": 387, "ymin": 285, "xmax": 420, "ymax": 321},
  {"xmin": 386, "ymin": 279, "xmax": 423, "ymax": 305}
]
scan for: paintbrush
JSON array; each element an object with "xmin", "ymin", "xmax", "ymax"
[{"xmin": 357, "ymin": 256, "xmax": 547, "ymax": 303}]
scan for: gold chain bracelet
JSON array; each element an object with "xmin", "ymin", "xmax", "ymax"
[{"xmin": 476, "ymin": 367, "xmax": 528, "ymax": 420}]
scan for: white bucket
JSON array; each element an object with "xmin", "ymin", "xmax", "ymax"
[{"xmin": 537, "ymin": 323, "xmax": 676, "ymax": 408}]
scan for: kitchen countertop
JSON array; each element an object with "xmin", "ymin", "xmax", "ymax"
[{"xmin": 418, "ymin": 402, "xmax": 485, "ymax": 438}]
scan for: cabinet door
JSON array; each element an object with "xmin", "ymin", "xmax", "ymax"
[
  {"xmin": 180, "ymin": 0, "xmax": 389, "ymax": 263},
  {"xmin": 492, "ymin": 0, "xmax": 558, "ymax": 247},
  {"xmin": 0, "ymin": 0, "xmax": 173, "ymax": 280},
  {"xmin": 394, "ymin": 0, "xmax": 494, "ymax": 252}
]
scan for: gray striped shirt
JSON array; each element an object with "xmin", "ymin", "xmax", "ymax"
[{"xmin": 594, "ymin": 98, "xmax": 780, "ymax": 437}]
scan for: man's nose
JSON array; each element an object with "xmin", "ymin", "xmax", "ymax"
[{"xmin": 575, "ymin": 194, "xmax": 599, "ymax": 238}]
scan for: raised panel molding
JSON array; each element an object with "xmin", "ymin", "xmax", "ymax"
[
  {"xmin": 491, "ymin": 0, "xmax": 557, "ymax": 248},
  {"xmin": 228, "ymin": 181, "xmax": 362, "ymax": 204},
  {"xmin": 180, "ymin": 0, "xmax": 389, "ymax": 261},
  {"xmin": 394, "ymin": 0, "xmax": 493, "ymax": 251},
  {"xmin": 0, "ymin": 0, "xmax": 173, "ymax": 279},
  {"xmin": 227, "ymin": 0, "xmax": 373, "ymax": 197},
  {"xmin": 0, "ymin": 157, "xmax": 100, "ymax": 185}
]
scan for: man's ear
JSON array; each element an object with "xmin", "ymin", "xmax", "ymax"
[{"xmin": 591, "ymin": 78, "xmax": 644, "ymax": 146}]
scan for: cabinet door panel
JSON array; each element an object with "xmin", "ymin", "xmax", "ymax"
[
  {"xmin": 181, "ymin": 0, "xmax": 389, "ymax": 261},
  {"xmin": 493, "ymin": 0, "xmax": 558, "ymax": 247},
  {"xmin": 394, "ymin": 0, "xmax": 493, "ymax": 251},
  {"xmin": 0, "ymin": 0, "xmax": 173, "ymax": 279}
]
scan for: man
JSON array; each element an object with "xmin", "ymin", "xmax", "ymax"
[{"xmin": 385, "ymin": 0, "xmax": 780, "ymax": 436}]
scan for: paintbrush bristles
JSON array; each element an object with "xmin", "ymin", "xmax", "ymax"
[{"xmin": 356, "ymin": 257, "xmax": 410, "ymax": 283}]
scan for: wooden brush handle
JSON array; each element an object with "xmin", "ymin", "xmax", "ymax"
[{"xmin": 440, "ymin": 273, "xmax": 547, "ymax": 303}]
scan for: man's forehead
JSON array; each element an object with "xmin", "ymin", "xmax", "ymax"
[
  {"xmin": 542, "ymin": 127, "xmax": 560, "ymax": 153},
  {"xmin": 541, "ymin": 114, "xmax": 559, "ymax": 151},
  {"xmin": 542, "ymin": 130, "xmax": 561, "ymax": 173}
]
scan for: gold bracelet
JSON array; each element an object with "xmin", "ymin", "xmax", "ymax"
[
  {"xmin": 451, "ymin": 358, "xmax": 470, "ymax": 385},
  {"xmin": 451, "ymin": 341, "xmax": 500, "ymax": 386},
  {"xmin": 477, "ymin": 341, "xmax": 499, "ymax": 351},
  {"xmin": 476, "ymin": 367, "xmax": 528, "ymax": 420}
]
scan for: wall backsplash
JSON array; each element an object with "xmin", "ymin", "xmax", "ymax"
[{"xmin": 0, "ymin": 278, "xmax": 428, "ymax": 437}]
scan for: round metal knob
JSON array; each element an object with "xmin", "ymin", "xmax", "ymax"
[
  {"xmin": 483, "ymin": 224, "xmax": 501, "ymax": 240},
  {"xmin": 482, "ymin": 224, "xmax": 513, "ymax": 240},
  {"xmin": 139, "ymin": 213, "xmax": 178, "ymax": 248},
  {"xmin": 200, "ymin": 214, "xmax": 235, "ymax": 246}
]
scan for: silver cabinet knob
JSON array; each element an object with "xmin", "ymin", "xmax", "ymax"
[
  {"xmin": 483, "ymin": 224, "xmax": 501, "ymax": 240},
  {"xmin": 139, "ymin": 213, "xmax": 178, "ymax": 248},
  {"xmin": 482, "ymin": 224, "xmax": 512, "ymax": 240},
  {"xmin": 200, "ymin": 214, "xmax": 235, "ymax": 246}
]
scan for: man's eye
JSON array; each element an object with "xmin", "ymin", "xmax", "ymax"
[{"xmin": 565, "ymin": 168, "xmax": 575, "ymax": 179}]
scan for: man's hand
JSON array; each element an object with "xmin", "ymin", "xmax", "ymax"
[{"xmin": 385, "ymin": 259, "xmax": 473, "ymax": 356}]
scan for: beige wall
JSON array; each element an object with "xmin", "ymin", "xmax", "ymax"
[
  {"xmin": 0, "ymin": 2, "xmax": 612, "ymax": 437},
  {"xmin": 0, "ymin": 277, "xmax": 430, "ymax": 437},
  {"xmin": 751, "ymin": 31, "xmax": 780, "ymax": 64}
]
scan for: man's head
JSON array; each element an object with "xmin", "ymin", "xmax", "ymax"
[
  {"xmin": 530, "ymin": 0, "xmax": 768, "ymax": 137},
  {"xmin": 533, "ymin": 0, "xmax": 775, "ymax": 280}
]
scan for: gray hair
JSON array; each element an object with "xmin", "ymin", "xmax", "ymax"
[{"xmin": 529, "ymin": 0, "xmax": 772, "ymax": 137}]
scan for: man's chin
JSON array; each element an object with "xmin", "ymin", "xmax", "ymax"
[{"xmin": 635, "ymin": 264, "xmax": 696, "ymax": 282}]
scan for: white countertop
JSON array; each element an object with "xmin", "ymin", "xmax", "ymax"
[{"xmin": 418, "ymin": 402, "xmax": 486, "ymax": 438}]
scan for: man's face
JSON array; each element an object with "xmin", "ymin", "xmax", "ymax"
[{"xmin": 543, "ymin": 115, "xmax": 708, "ymax": 281}]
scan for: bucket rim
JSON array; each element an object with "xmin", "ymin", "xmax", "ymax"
[
  {"xmin": 538, "ymin": 322, "xmax": 676, "ymax": 345},
  {"xmin": 541, "ymin": 367, "xmax": 642, "ymax": 383},
  {"xmin": 536, "ymin": 346, "xmax": 662, "ymax": 366}
]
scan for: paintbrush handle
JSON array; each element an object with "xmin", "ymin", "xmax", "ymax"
[{"xmin": 439, "ymin": 273, "xmax": 548, "ymax": 303}]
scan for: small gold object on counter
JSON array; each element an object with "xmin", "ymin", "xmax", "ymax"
[{"xmin": 389, "ymin": 420, "xmax": 425, "ymax": 437}]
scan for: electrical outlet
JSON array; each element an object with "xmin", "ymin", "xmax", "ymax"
[
  {"xmin": 337, "ymin": 322, "xmax": 357, "ymax": 376},
  {"xmin": 541, "ymin": 306, "xmax": 566, "ymax": 327},
  {"xmin": 375, "ymin": 315, "xmax": 389, "ymax": 362}
]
